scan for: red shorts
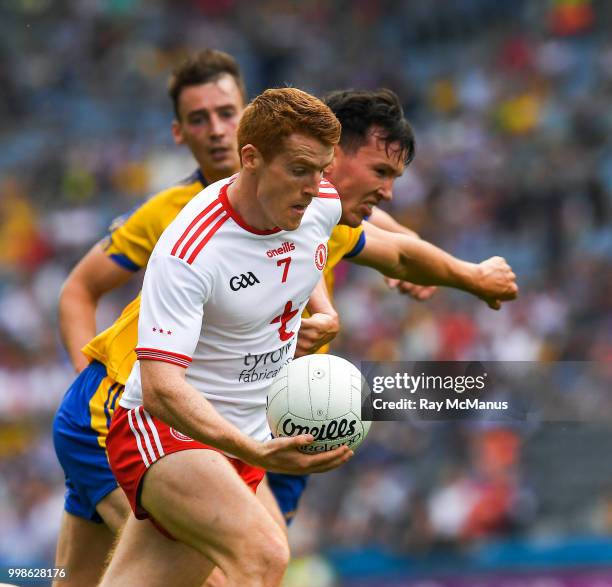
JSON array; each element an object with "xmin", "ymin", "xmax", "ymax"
[{"xmin": 107, "ymin": 405, "xmax": 265, "ymax": 534}]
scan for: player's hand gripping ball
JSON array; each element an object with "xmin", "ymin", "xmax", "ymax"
[{"xmin": 267, "ymin": 354, "xmax": 371, "ymax": 453}]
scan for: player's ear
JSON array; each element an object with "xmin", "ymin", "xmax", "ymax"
[
  {"xmin": 241, "ymin": 144, "xmax": 262, "ymax": 173},
  {"xmin": 324, "ymin": 145, "xmax": 341, "ymax": 176},
  {"xmin": 172, "ymin": 120, "xmax": 185, "ymax": 145}
]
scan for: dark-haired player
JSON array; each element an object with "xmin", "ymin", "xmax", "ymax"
[{"xmin": 268, "ymin": 88, "xmax": 518, "ymax": 524}]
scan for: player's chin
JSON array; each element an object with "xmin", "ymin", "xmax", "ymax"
[
  {"xmin": 340, "ymin": 210, "xmax": 363, "ymax": 228},
  {"xmin": 212, "ymin": 160, "xmax": 237, "ymax": 177},
  {"xmin": 280, "ymin": 216, "xmax": 303, "ymax": 231},
  {"xmin": 281, "ymin": 207, "xmax": 307, "ymax": 230}
]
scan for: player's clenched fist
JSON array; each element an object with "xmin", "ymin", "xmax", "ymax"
[
  {"xmin": 295, "ymin": 312, "xmax": 340, "ymax": 357},
  {"xmin": 473, "ymin": 256, "xmax": 519, "ymax": 310}
]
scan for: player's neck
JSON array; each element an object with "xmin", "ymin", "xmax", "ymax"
[
  {"xmin": 200, "ymin": 167, "xmax": 239, "ymax": 185},
  {"xmin": 226, "ymin": 173, "xmax": 277, "ymax": 231}
]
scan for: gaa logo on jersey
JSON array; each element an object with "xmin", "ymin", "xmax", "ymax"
[
  {"xmin": 315, "ymin": 243, "xmax": 327, "ymax": 271},
  {"xmin": 229, "ymin": 272, "xmax": 260, "ymax": 291},
  {"xmin": 170, "ymin": 428, "xmax": 193, "ymax": 442}
]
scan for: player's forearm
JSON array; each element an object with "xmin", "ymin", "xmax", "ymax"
[
  {"xmin": 58, "ymin": 281, "xmax": 98, "ymax": 372},
  {"xmin": 306, "ymin": 276, "xmax": 337, "ymax": 321},
  {"xmin": 141, "ymin": 371, "xmax": 261, "ymax": 463},
  {"xmin": 59, "ymin": 244, "xmax": 135, "ymax": 372},
  {"xmin": 393, "ymin": 236, "xmax": 479, "ymax": 293}
]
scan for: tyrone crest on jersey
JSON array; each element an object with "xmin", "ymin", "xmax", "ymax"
[{"xmin": 315, "ymin": 243, "xmax": 327, "ymax": 271}]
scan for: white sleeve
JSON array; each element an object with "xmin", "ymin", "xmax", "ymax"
[
  {"xmin": 318, "ymin": 179, "xmax": 342, "ymax": 231},
  {"xmin": 135, "ymin": 254, "xmax": 210, "ymax": 368},
  {"xmin": 332, "ymin": 198, "xmax": 342, "ymax": 228}
]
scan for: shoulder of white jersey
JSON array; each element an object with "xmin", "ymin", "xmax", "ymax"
[
  {"xmin": 154, "ymin": 176, "xmax": 235, "ymax": 265},
  {"xmin": 316, "ymin": 178, "xmax": 340, "ymax": 199},
  {"xmin": 310, "ymin": 178, "xmax": 342, "ymax": 229}
]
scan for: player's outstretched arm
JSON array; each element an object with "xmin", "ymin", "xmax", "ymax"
[
  {"xmin": 58, "ymin": 243, "xmax": 134, "ymax": 373},
  {"xmin": 297, "ymin": 277, "xmax": 340, "ymax": 357},
  {"xmin": 141, "ymin": 360, "xmax": 353, "ymax": 475},
  {"xmin": 367, "ymin": 207, "xmax": 438, "ymax": 301},
  {"xmin": 352, "ymin": 222, "xmax": 518, "ymax": 309}
]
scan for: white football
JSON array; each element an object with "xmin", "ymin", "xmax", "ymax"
[{"xmin": 266, "ymin": 354, "xmax": 371, "ymax": 453}]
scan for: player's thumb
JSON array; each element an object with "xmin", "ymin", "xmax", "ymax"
[{"xmin": 487, "ymin": 299, "xmax": 502, "ymax": 310}]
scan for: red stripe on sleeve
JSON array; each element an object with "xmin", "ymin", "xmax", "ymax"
[
  {"xmin": 186, "ymin": 215, "xmax": 229, "ymax": 264},
  {"xmin": 177, "ymin": 206, "xmax": 225, "ymax": 260},
  {"xmin": 136, "ymin": 348, "xmax": 192, "ymax": 368},
  {"xmin": 171, "ymin": 198, "xmax": 220, "ymax": 257}
]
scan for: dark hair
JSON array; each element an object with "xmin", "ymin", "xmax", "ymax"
[
  {"xmin": 168, "ymin": 49, "xmax": 247, "ymax": 119},
  {"xmin": 324, "ymin": 88, "xmax": 415, "ymax": 166},
  {"xmin": 238, "ymin": 87, "xmax": 341, "ymax": 161}
]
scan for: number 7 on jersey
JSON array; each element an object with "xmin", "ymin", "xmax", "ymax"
[{"xmin": 276, "ymin": 257, "xmax": 292, "ymax": 283}]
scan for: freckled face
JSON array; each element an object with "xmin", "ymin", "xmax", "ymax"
[
  {"xmin": 255, "ymin": 133, "xmax": 335, "ymax": 231},
  {"xmin": 326, "ymin": 128, "xmax": 405, "ymax": 227}
]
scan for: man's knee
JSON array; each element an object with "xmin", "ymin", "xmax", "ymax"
[
  {"xmin": 262, "ymin": 529, "xmax": 290, "ymax": 576},
  {"xmin": 229, "ymin": 520, "xmax": 289, "ymax": 580}
]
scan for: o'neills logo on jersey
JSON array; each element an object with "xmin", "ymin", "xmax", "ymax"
[
  {"xmin": 266, "ymin": 241, "xmax": 295, "ymax": 258},
  {"xmin": 281, "ymin": 417, "xmax": 357, "ymax": 441}
]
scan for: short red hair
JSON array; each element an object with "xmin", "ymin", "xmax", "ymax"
[{"xmin": 238, "ymin": 87, "xmax": 341, "ymax": 161}]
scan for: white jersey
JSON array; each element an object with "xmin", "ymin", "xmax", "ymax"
[{"xmin": 120, "ymin": 175, "xmax": 341, "ymax": 441}]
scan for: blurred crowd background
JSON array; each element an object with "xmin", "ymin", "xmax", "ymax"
[{"xmin": 1, "ymin": 0, "xmax": 612, "ymax": 585}]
